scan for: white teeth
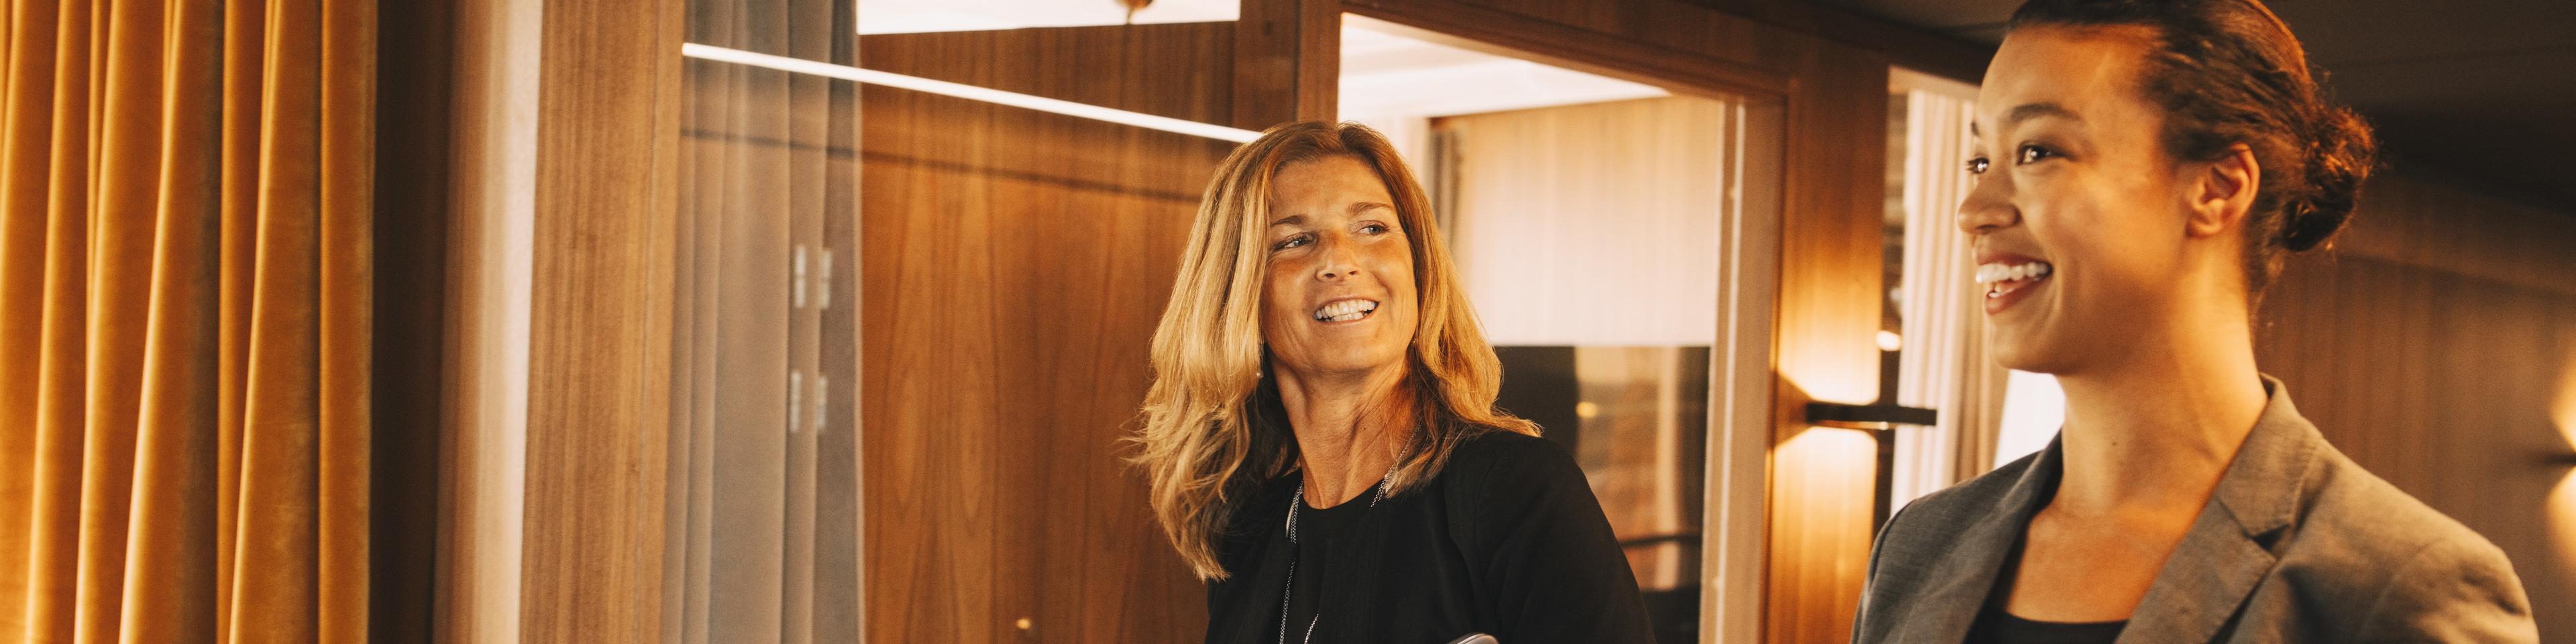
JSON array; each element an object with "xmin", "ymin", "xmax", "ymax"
[
  {"xmin": 1311, "ymin": 299, "xmax": 1380, "ymax": 322},
  {"xmin": 1974, "ymin": 262, "xmax": 2054, "ymax": 285}
]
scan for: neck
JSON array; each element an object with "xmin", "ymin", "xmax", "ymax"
[
  {"xmin": 2048, "ymin": 297, "xmax": 2268, "ymax": 520},
  {"xmin": 1274, "ymin": 361, "xmax": 1417, "ymax": 508}
]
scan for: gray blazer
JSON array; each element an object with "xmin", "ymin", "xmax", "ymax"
[{"xmin": 1852, "ymin": 377, "xmax": 2538, "ymax": 643}]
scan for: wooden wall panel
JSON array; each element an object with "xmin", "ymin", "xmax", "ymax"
[
  {"xmin": 1234, "ymin": 0, "xmax": 1341, "ymax": 129},
  {"xmin": 857, "ymin": 24, "xmax": 1237, "ymax": 644},
  {"xmin": 2253, "ymin": 171, "xmax": 2576, "ymax": 642},
  {"xmin": 519, "ymin": 0, "xmax": 686, "ymax": 641}
]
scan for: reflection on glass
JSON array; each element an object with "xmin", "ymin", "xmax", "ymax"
[
  {"xmin": 1346, "ymin": 19, "xmax": 1754, "ymax": 640},
  {"xmin": 1495, "ymin": 346, "xmax": 1709, "ymax": 639},
  {"xmin": 670, "ymin": 0, "xmax": 861, "ymax": 642}
]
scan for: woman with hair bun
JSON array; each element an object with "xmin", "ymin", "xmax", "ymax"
[{"xmin": 1852, "ymin": 1, "xmax": 2539, "ymax": 643}]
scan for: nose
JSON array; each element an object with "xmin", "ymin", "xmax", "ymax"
[
  {"xmin": 1313, "ymin": 233, "xmax": 1363, "ymax": 282},
  {"xmin": 1955, "ymin": 170, "xmax": 2019, "ymax": 235}
]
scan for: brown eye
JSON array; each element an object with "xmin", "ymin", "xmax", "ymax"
[
  {"xmin": 2017, "ymin": 144, "xmax": 2057, "ymax": 165},
  {"xmin": 1966, "ymin": 157, "xmax": 1990, "ymax": 175}
]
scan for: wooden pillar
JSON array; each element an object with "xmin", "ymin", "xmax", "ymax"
[
  {"xmin": 441, "ymin": 0, "xmax": 686, "ymax": 641},
  {"xmin": 1233, "ymin": 0, "xmax": 1340, "ymax": 130}
]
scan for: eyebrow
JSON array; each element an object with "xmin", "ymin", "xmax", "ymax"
[
  {"xmin": 1271, "ymin": 201, "xmax": 1395, "ymax": 227},
  {"xmin": 1970, "ymin": 102, "xmax": 2081, "ymax": 138}
]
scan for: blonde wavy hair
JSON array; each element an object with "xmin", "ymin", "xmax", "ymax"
[{"xmin": 1130, "ymin": 121, "xmax": 1538, "ymax": 581}]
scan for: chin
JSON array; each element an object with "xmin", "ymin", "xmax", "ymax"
[{"xmin": 1984, "ymin": 325, "xmax": 2070, "ymax": 375}]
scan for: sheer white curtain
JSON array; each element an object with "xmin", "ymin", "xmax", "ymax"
[
  {"xmin": 669, "ymin": 0, "xmax": 862, "ymax": 641},
  {"xmin": 1889, "ymin": 80, "xmax": 2014, "ymax": 510}
]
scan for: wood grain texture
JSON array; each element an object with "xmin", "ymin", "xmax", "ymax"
[
  {"xmin": 517, "ymin": 0, "xmax": 686, "ymax": 641},
  {"xmin": 857, "ymin": 23, "xmax": 1236, "ymax": 644},
  {"xmin": 1661, "ymin": 0, "xmax": 1990, "ymax": 83},
  {"xmin": 1233, "ymin": 0, "xmax": 1340, "ymax": 129},
  {"xmin": 2253, "ymin": 170, "xmax": 2576, "ymax": 642}
]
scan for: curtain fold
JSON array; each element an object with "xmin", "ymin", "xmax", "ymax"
[
  {"xmin": 1890, "ymin": 87, "xmax": 2008, "ymax": 506},
  {"xmin": 0, "ymin": 0, "xmax": 372, "ymax": 641},
  {"xmin": 669, "ymin": 0, "xmax": 859, "ymax": 641}
]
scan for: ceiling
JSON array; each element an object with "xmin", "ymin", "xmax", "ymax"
[
  {"xmin": 1340, "ymin": 15, "xmax": 1670, "ymax": 119},
  {"xmin": 1810, "ymin": 0, "xmax": 2576, "ymax": 210}
]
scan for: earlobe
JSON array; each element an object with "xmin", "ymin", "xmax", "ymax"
[{"xmin": 2185, "ymin": 144, "xmax": 2260, "ymax": 239}]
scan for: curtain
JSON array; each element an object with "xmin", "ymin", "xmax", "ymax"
[
  {"xmin": 668, "ymin": 0, "xmax": 859, "ymax": 641},
  {"xmin": 1890, "ymin": 87, "xmax": 2008, "ymax": 508},
  {"xmin": 1440, "ymin": 96, "xmax": 1739, "ymax": 347},
  {"xmin": 0, "ymin": 0, "xmax": 372, "ymax": 642}
]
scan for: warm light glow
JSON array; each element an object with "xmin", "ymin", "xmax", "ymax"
[
  {"xmin": 1874, "ymin": 330, "xmax": 1902, "ymax": 352},
  {"xmin": 1574, "ymin": 401, "xmax": 1600, "ymax": 419},
  {"xmin": 2548, "ymin": 343, "xmax": 2576, "ymax": 576},
  {"xmin": 1776, "ymin": 426, "xmax": 1880, "ymax": 481},
  {"xmin": 680, "ymin": 44, "xmax": 1263, "ymax": 144},
  {"xmin": 2551, "ymin": 474, "xmax": 2576, "ymax": 587},
  {"xmin": 2557, "ymin": 343, "xmax": 2576, "ymax": 447},
  {"xmin": 1768, "ymin": 425, "xmax": 1881, "ymax": 607}
]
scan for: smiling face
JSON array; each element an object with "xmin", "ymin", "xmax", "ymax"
[
  {"xmin": 1259, "ymin": 154, "xmax": 1421, "ymax": 381},
  {"xmin": 1964, "ymin": 25, "xmax": 2205, "ymax": 375}
]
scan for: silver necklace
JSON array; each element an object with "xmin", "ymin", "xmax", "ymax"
[{"xmin": 1279, "ymin": 434, "xmax": 1413, "ymax": 644}]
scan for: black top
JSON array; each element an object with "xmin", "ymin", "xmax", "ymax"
[
  {"xmin": 1962, "ymin": 608, "xmax": 2125, "ymax": 644},
  {"xmin": 1282, "ymin": 492, "xmax": 1368, "ymax": 641},
  {"xmin": 1962, "ymin": 513, "xmax": 2124, "ymax": 644},
  {"xmin": 1205, "ymin": 431, "xmax": 1655, "ymax": 644}
]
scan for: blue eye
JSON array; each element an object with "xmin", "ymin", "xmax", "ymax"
[
  {"xmin": 1966, "ymin": 157, "xmax": 1991, "ymax": 175},
  {"xmin": 1275, "ymin": 234, "xmax": 1311, "ymax": 251},
  {"xmin": 2017, "ymin": 144, "xmax": 2057, "ymax": 164},
  {"xmin": 1360, "ymin": 223, "xmax": 1389, "ymax": 234}
]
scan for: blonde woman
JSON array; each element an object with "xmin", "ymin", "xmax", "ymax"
[{"xmin": 1133, "ymin": 121, "xmax": 1654, "ymax": 643}]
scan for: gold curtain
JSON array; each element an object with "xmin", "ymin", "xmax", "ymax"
[{"xmin": 0, "ymin": 0, "xmax": 372, "ymax": 642}]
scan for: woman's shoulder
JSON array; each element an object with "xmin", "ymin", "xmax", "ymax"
[
  {"xmin": 1442, "ymin": 429, "xmax": 1584, "ymax": 488},
  {"xmin": 1432, "ymin": 429, "xmax": 1599, "ymax": 525},
  {"xmin": 2279, "ymin": 448, "xmax": 2532, "ymax": 630},
  {"xmin": 2286, "ymin": 443, "xmax": 2504, "ymax": 565}
]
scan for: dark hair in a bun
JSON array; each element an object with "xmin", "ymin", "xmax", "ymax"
[{"xmin": 2010, "ymin": 0, "xmax": 2377, "ymax": 294}]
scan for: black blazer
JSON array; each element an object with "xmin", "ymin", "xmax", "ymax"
[{"xmin": 1203, "ymin": 430, "xmax": 1656, "ymax": 644}]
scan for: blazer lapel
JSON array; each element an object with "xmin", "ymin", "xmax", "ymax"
[
  {"xmin": 1893, "ymin": 439, "xmax": 2064, "ymax": 644},
  {"xmin": 2115, "ymin": 376, "xmax": 2322, "ymax": 644}
]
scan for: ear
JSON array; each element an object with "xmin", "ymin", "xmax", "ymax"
[{"xmin": 2184, "ymin": 144, "xmax": 2260, "ymax": 239}]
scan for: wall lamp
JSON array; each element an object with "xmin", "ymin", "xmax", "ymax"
[{"xmin": 1806, "ymin": 401, "xmax": 1938, "ymax": 531}]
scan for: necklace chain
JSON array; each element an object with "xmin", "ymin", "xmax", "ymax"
[{"xmin": 1279, "ymin": 431, "xmax": 1414, "ymax": 644}]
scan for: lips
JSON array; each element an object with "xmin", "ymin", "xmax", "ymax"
[
  {"xmin": 1973, "ymin": 254, "xmax": 2053, "ymax": 313},
  {"xmin": 1311, "ymin": 299, "xmax": 1379, "ymax": 323}
]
